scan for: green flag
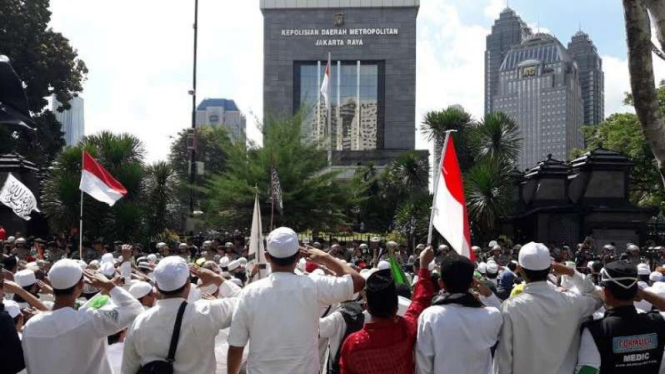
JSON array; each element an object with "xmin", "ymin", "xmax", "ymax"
[{"xmin": 388, "ymin": 251, "xmax": 411, "ymax": 289}]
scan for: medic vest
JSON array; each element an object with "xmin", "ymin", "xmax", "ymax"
[{"xmin": 584, "ymin": 306, "xmax": 665, "ymax": 374}]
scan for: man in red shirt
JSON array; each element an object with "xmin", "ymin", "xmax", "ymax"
[{"xmin": 339, "ymin": 246, "xmax": 435, "ymax": 374}]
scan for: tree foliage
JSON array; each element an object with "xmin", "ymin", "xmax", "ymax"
[
  {"xmin": 0, "ymin": 0, "xmax": 88, "ymax": 166},
  {"xmin": 202, "ymin": 115, "xmax": 358, "ymax": 233}
]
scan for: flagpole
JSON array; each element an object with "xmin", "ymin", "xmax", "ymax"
[
  {"xmin": 270, "ymin": 163, "xmax": 275, "ymax": 232},
  {"xmin": 79, "ymin": 150, "xmax": 84, "ymax": 260},
  {"xmin": 327, "ymin": 51, "xmax": 332, "ymax": 166},
  {"xmin": 427, "ymin": 130, "xmax": 456, "ymax": 245}
]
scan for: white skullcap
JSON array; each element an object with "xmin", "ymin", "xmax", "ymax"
[
  {"xmin": 477, "ymin": 262, "xmax": 487, "ymax": 274},
  {"xmin": 472, "ymin": 246, "xmax": 481, "ymax": 252},
  {"xmin": 518, "ymin": 242, "xmax": 551, "ymax": 271},
  {"xmin": 587, "ymin": 261, "xmax": 595, "ymax": 269},
  {"xmin": 650, "ymin": 271, "xmax": 663, "ymax": 282},
  {"xmin": 370, "ymin": 237, "xmax": 380, "ymax": 243},
  {"xmin": 229, "ymin": 278, "xmax": 243, "ymax": 288},
  {"xmin": 15, "ymin": 237, "xmax": 26, "ymax": 244},
  {"xmin": 219, "ymin": 256, "xmax": 230, "ymax": 267},
  {"xmin": 238, "ymin": 257, "xmax": 247, "ymax": 266},
  {"xmin": 227, "ymin": 260, "xmax": 241, "ymax": 271},
  {"xmin": 178, "ymin": 243, "xmax": 187, "ymax": 249},
  {"xmin": 266, "ymin": 227, "xmax": 299, "ymax": 259},
  {"xmin": 225, "ymin": 242, "xmax": 234, "ymax": 248},
  {"xmin": 387, "ymin": 241, "xmax": 398, "ymax": 248},
  {"xmin": 25, "ymin": 262, "xmax": 39, "ymax": 272},
  {"xmin": 488, "ymin": 240, "xmax": 498, "ymax": 248},
  {"xmin": 101, "ymin": 262, "xmax": 116, "ymax": 277},
  {"xmin": 14, "ymin": 270, "xmax": 36, "ymax": 288},
  {"xmin": 101, "ymin": 253, "xmax": 115, "ymax": 264},
  {"xmin": 129, "ymin": 281, "xmax": 153, "ymax": 299},
  {"xmin": 156, "ymin": 242, "xmax": 167, "ymax": 248},
  {"xmin": 6, "ymin": 236, "xmax": 15, "ymax": 243},
  {"xmin": 154, "ymin": 256, "xmax": 190, "ymax": 292},
  {"xmin": 416, "ymin": 244, "xmax": 426, "ymax": 250},
  {"xmin": 359, "ymin": 243, "xmax": 368, "ymax": 249},
  {"xmin": 203, "ymin": 240, "xmax": 212, "ymax": 246},
  {"xmin": 138, "ymin": 261, "xmax": 152, "ymax": 271},
  {"xmin": 486, "ymin": 262, "xmax": 499, "ymax": 275},
  {"xmin": 49, "ymin": 259, "xmax": 83, "ymax": 290},
  {"xmin": 638, "ymin": 263, "xmax": 651, "ymax": 276},
  {"xmin": 377, "ymin": 260, "xmax": 391, "ymax": 270},
  {"xmin": 3, "ymin": 300, "xmax": 20, "ymax": 319},
  {"xmin": 147, "ymin": 254, "xmax": 157, "ymax": 264}
]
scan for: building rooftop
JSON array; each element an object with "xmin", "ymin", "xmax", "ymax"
[
  {"xmin": 260, "ymin": 0, "xmax": 419, "ymax": 10},
  {"xmin": 500, "ymin": 33, "xmax": 571, "ymax": 71},
  {"xmin": 197, "ymin": 98, "xmax": 239, "ymax": 112}
]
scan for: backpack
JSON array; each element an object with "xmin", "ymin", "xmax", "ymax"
[{"xmin": 328, "ymin": 301, "xmax": 365, "ymax": 374}]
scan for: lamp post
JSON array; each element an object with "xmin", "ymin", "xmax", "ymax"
[{"xmin": 189, "ymin": 0, "xmax": 199, "ymax": 217}]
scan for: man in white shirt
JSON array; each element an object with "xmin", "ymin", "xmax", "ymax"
[
  {"xmin": 493, "ymin": 242, "xmax": 603, "ymax": 374},
  {"xmin": 122, "ymin": 256, "xmax": 241, "ymax": 374},
  {"xmin": 416, "ymin": 255, "xmax": 503, "ymax": 374},
  {"xmin": 227, "ymin": 227, "xmax": 365, "ymax": 374},
  {"xmin": 22, "ymin": 259, "xmax": 143, "ymax": 374}
]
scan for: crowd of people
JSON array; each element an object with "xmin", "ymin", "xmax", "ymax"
[{"xmin": 3, "ymin": 225, "xmax": 665, "ymax": 374}]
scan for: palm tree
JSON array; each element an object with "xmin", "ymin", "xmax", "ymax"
[
  {"xmin": 465, "ymin": 160, "xmax": 513, "ymax": 243},
  {"xmin": 474, "ymin": 112, "xmax": 522, "ymax": 166},
  {"xmin": 385, "ymin": 151, "xmax": 429, "ymax": 197},
  {"xmin": 144, "ymin": 161, "xmax": 180, "ymax": 238},
  {"xmin": 421, "ymin": 106, "xmax": 475, "ymax": 172}
]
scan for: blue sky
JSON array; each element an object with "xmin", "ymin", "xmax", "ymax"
[{"xmin": 48, "ymin": 0, "xmax": 664, "ymax": 162}]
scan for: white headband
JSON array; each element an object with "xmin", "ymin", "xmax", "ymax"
[{"xmin": 600, "ymin": 268, "xmax": 638, "ymax": 290}]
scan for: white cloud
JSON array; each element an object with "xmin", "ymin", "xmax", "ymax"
[{"xmin": 484, "ymin": 0, "xmax": 505, "ymax": 20}]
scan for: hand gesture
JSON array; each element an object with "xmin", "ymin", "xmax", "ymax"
[
  {"xmin": 2, "ymin": 280, "xmax": 21, "ymax": 294},
  {"xmin": 472, "ymin": 278, "xmax": 493, "ymax": 297},
  {"xmin": 550, "ymin": 262, "xmax": 574, "ymax": 277},
  {"xmin": 83, "ymin": 269, "xmax": 115, "ymax": 292},
  {"xmin": 36, "ymin": 280, "xmax": 53, "ymax": 295},
  {"xmin": 299, "ymin": 246, "xmax": 329, "ymax": 265},
  {"xmin": 191, "ymin": 266, "xmax": 223, "ymax": 288},
  {"xmin": 419, "ymin": 246, "xmax": 435, "ymax": 271}
]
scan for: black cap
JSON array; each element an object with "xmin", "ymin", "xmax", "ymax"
[
  {"xmin": 602, "ymin": 260, "xmax": 638, "ymax": 288},
  {"xmin": 366, "ymin": 269, "xmax": 395, "ymax": 293}
]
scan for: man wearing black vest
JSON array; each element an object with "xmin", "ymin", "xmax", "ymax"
[{"xmin": 576, "ymin": 261, "xmax": 665, "ymax": 374}]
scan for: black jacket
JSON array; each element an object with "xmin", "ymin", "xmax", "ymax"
[{"xmin": 0, "ymin": 304, "xmax": 25, "ymax": 374}]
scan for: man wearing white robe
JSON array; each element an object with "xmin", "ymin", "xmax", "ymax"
[{"xmin": 22, "ymin": 259, "xmax": 143, "ymax": 374}]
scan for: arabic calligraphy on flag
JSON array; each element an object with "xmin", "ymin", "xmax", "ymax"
[{"xmin": 0, "ymin": 173, "xmax": 40, "ymax": 220}]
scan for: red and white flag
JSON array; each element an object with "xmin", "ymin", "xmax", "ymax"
[
  {"xmin": 80, "ymin": 151, "xmax": 127, "ymax": 206},
  {"xmin": 431, "ymin": 136, "xmax": 474, "ymax": 260},
  {"xmin": 320, "ymin": 58, "xmax": 331, "ymax": 109}
]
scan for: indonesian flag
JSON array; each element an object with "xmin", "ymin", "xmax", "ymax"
[
  {"xmin": 79, "ymin": 151, "xmax": 127, "ymax": 206},
  {"xmin": 432, "ymin": 136, "xmax": 474, "ymax": 260},
  {"xmin": 320, "ymin": 59, "xmax": 331, "ymax": 109}
]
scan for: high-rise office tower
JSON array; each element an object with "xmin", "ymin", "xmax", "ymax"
[
  {"xmin": 52, "ymin": 94, "xmax": 85, "ymax": 146},
  {"xmin": 485, "ymin": 8, "xmax": 532, "ymax": 114},
  {"xmin": 195, "ymin": 98, "xmax": 247, "ymax": 144},
  {"xmin": 568, "ymin": 31, "xmax": 604, "ymax": 125},
  {"xmin": 493, "ymin": 33, "xmax": 584, "ymax": 170}
]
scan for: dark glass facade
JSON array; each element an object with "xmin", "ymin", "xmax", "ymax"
[{"xmin": 295, "ymin": 61, "xmax": 382, "ymax": 151}]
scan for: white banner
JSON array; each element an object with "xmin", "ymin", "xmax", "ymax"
[{"xmin": 0, "ymin": 173, "xmax": 40, "ymax": 220}]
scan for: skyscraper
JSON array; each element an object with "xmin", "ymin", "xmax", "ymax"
[
  {"xmin": 52, "ymin": 94, "xmax": 85, "ymax": 146},
  {"xmin": 485, "ymin": 8, "xmax": 532, "ymax": 115},
  {"xmin": 195, "ymin": 98, "xmax": 246, "ymax": 144},
  {"xmin": 568, "ymin": 31, "xmax": 605, "ymax": 125},
  {"xmin": 493, "ymin": 33, "xmax": 584, "ymax": 170}
]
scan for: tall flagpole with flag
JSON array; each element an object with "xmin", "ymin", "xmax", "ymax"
[
  {"xmin": 427, "ymin": 131, "xmax": 474, "ymax": 260},
  {"xmin": 79, "ymin": 151, "xmax": 128, "ymax": 258},
  {"xmin": 320, "ymin": 51, "xmax": 332, "ymax": 164}
]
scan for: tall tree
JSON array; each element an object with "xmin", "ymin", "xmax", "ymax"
[
  {"xmin": 421, "ymin": 106, "xmax": 475, "ymax": 172},
  {"xmin": 143, "ymin": 161, "xmax": 180, "ymax": 239},
  {"xmin": 474, "ymin": 112, "xmax": 522, "ymax": 166},
  {"xmin": 622, "ymin": 0, "xmax": 665, "ymax": 185},
  {"xmin": 0, "ymin": 0, "xmax": 88, "ymax": 165}
]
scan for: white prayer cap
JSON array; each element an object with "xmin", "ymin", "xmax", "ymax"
[
  {"xmin": 15, "ymin": 237, "xmax": 26, "ymax": 244},
  {"xmin": 147, "ymin": 254, "xmax": 157, "ymax": 264},
  {"xmin": 477, "ymin": 262, "xmax": 487, "ymax": 274},
  {"xmin": 486, "ymin": 262, "xmax": 499, "ymax": 275},
  {"xmin": 266, "ymin": 227, "xmax": 299, "ymax": 259},
  {"xmin": 377, "ymin": 260, "xmax": 391, "ymax": 270},
  {"xmin": 227, "ymin": 260, "xmax": 241, "ymax": 271},
  {"xmin": 49, "ymin": 259, "xmax": 83, "ymax": 290},
  {"xmin": 101, "ymin": 253, "xmax": 115, "ymax": 264},
  {"xmin": 587, "ymin": 261, "xmax": 595, "ymax": 269},
  {"xmin": 650, "ymin": 271, "xmax": 663, "ymax": 282},
  {"xmin": 202, "ymin": 240, "xmax": 212, "ymax": 246},
  {"xmin": 101, "ymin": 262, "xmax": 116, "ymax": 277},
  {"xmin": 416, "ymin": 244, "xmax": 426, "ymax": 250},
  {"xmin": 14, "ymin": 270, "xmax": 36, "ymax": 288},
  {"xmin": 370, "ymin": 237, "xmax": 380, "ymax": 243},
  {"xmin": 178, "ymin": 243, "xmax": 187, "ymax": 249},
  {"xmin": 229, "ymin": 278, "xmax": 243, "ymax": 288},
  {"xmin": 518, "ymin": 242, "xmax": 551, "ymax": 271},
  {"xmin": 359, "ymin": 243, "xmax": 369, "ymax": 249},
  {"xmin": 219, "ymin": 256, "xmax": 230, "ymax": 267},
  {"xmin": 25, "ymin": 262, "xmax": 39, "ymax": 272},
  {"xmin": 156, "ymin": 242, "xmax": 167, "ymax": 248},
  {"xmin": 387, "ymin": 241, "xmax": 398, "ymax": 248},
  {"xmin": 238, "ymin": 257, "xmax": 248, "ymax": 267},
  {"xmin": 6, "ymin": 236, "xmax": 15, "ymax": 243},
  {"xmin": 225, "ymin": 242, "xmax": 234, "ymax": 248},
  {"xmin": 488, "ymin": 240, "xmax": 498, "ymax": 248},
  {"xmin": 129, "ymin": 281, "xmax": 153, "ymax": 299},
  {"xmin": 471, "ymin": 246, "xmax": 481, "ymax": 252},
  {"xmin": 638, "ymin": 263, "xmax": 651, "ymax": 276},
  {"xmin": 138, "ymin": 261, "xmax": 152, "ymax": 271},
  {"xmin": 3, "ymin": 300, "xmax": 20, "ymax": 319},
  {"xmin": 154, "ymin": 256, "xmax": 190, "ymax": 292}
]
